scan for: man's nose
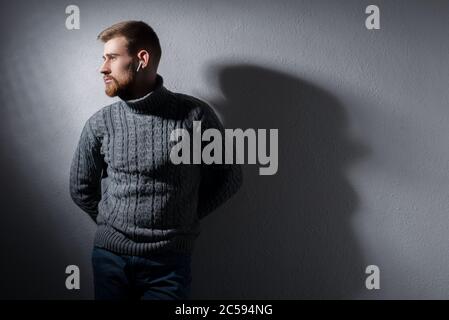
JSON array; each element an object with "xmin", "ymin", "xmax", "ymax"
[{"xmin": 99, "ymin": 62, "xmax": 110, "ymax": 74}]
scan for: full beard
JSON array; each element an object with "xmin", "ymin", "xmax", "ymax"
[
  {"xmin": 104, "ymin": 78, "xmax": 121, "ymax": 97},
  {"xmin": 104, "ymin": 63, "xmax": 137, "ymax": 99}
]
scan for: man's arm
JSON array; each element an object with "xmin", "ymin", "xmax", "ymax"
[
  {"xmin": 196, "ymin": 103, "xmax": 243, "ymax": 220},
  {"xmin": 69, "ymin": 116, "xmax": 105, "ymax": 223}
]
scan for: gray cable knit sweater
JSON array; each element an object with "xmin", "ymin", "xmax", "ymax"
[{"xmin": 69, "ymin": 74, "xmax": 242, "ymax": 256}]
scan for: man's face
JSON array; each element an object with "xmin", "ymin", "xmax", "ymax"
[{"xmin": 100, "ymin": 36, "xmax": 137, "ymax": 98}]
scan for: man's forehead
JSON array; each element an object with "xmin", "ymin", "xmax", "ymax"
[{"xmin": 103, "ymin": 36, "xmax": 129, "ymax": 54}]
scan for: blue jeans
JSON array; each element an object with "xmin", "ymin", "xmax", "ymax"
[{"xmin": 91, "ymin": 246, "xmax": 192, "ymax": 300}]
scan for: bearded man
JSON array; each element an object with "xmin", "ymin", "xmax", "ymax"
[{"xmin": 69, "ymin": 20, "xmax": 242, "ymax": 300}]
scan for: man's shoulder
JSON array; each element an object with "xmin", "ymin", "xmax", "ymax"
[
  {"xmin": 174, "ymin": 92, "xmax": 208, "ymax": 107},
  {"xmin": 172, "ymin": 92, "xmax": 219, "ymax": 122},
  {"xmin": 88, "ymin": 100, "xmax": 122, "ymax": 122}
]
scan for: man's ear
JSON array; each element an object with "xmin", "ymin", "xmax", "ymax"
[{"xmin": 136, "ymin": 50, "xmax": 151, "ymax": 69}]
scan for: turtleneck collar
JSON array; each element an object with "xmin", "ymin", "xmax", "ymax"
[{"xmin": 120, "ymin": 74, "xmax": 170, "ymax": 114}]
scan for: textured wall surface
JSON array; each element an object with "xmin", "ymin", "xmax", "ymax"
[{"xmin": 0, "ymin": 0, "xmax": 448, "ymax": 299}]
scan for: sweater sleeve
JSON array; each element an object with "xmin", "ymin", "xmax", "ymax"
[
  {"xmin": 69, "ymin": 116, "xmax": 105, "ymax": 223},
  {"xmin": 196, "ymin": 103, "xmax": 243, "ymax": 220}
]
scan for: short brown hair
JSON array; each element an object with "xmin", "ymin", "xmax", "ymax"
[{"xmin": 97, "ymin": 20, "xmax": 162, "ymax": 70}]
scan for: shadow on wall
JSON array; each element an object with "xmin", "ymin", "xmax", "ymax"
[{"xmin": 193, "ymin": 64, "xmax": 370, "ymax": 299}]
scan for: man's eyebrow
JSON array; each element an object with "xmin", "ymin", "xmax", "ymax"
[{"xmin": 102, "ymin": 53, "xmax": 121, "ymax": 59}]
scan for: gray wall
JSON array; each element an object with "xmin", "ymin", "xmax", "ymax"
[{"xmin": 0, "ymin": 0, "xmax": 447, "ymax": 299}]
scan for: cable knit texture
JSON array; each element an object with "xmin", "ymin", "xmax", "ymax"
[{"xmin": 69, "ymin": 74, "xmax": 243, "ymax": 256}]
